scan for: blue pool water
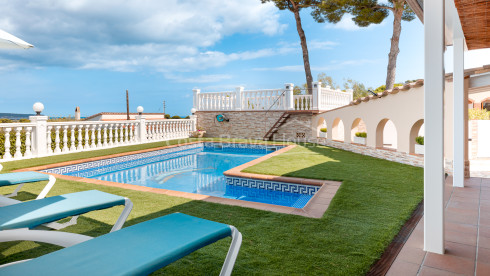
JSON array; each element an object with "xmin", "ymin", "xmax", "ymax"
[{"xmin": 60, "ymin": 144, "xmax": 316, "ymax": 208}]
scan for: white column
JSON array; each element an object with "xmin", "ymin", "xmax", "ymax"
[
  {"xmin": 137, "ymin": 115, "xmax": 147, "ymax": 143},
  {"xmin": 284, "ymin": 83, "xmax": 294, "ymax": 110},
  {"xmin": 312, "ymin": 81, "xmax": 321, "ymax": 110},
  {"xmin": 14, "ymin": 127, "xmax": 22, "ymax": 158},
  {"xmin": 235, "ymin": 86, "xmax": 244, "ymax": 111},
  {"xmin": 29, "ymin": 115, "xmax": 48, "ymax": 157},
  {"xmin": 24, "ymin": 127, "xmax": 32, "ymax": 158},
  {"xmin": 424, "ymin": 0, "xmax": 445, "ymax": 254},
  {"xmin": 193, "ymin": 89, "xmax": 200, "ymax": 111},
  {"xmin": 3, "ymin": 128, "xmax": 12, "ymax": 160},
  {"xmin": 453, "ymin": 8, "xmax": 465, "ymax": 188}
]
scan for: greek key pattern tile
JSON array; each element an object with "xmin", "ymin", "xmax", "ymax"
[
  {"xmin": 43, "ymin": 143, "xmax": 282, "ymax": 175},
  {"xmin": 225, "ymin": 176, "xmax": 319, "ymax": 195},
  {"xmin": 43, "ymin": 143, "xmax": 203, "ymax": 175}
]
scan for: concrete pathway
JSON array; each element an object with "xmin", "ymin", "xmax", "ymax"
[{"xmin": 387, "ymin": 176, "xmax": 490, "ymax": 275}]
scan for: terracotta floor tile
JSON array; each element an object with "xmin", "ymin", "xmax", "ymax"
[
  {"xmin": 445, "ymin": 212, "xmax": 478, "ymax": 225},
  {"xmin": 386, "ymin": 260, "xmax": 420, "ymax": 276},
  {"xmin": 396, "ymin": 244, "xmax": 426, "ymax": 265},
  {"xmin": 479, "ymin": 236, "xmax": 490, "ymax": 250},
  {"xmin": 479, "ymin": 226, "xmax": 490, "ymax": 238},
  {"xmin": 418, "ymin": 266, "xmax": 462, "ymax": 276},
  {"xmin": 444, "ymin": 241, "xmax": 477, "ymax": 261},
  {"xmin": 476, "ymin": 261, "xmax": 490, "ymax": 276},
  {"xmin": 447, "ymin": 201, "xmax": 480, "ymax": 211},
  {"xmin": 480, "ymin": 218, "xmax": 490, "ymax": 228},
  {"xmin": 424, "ymin": 252, "xmax": 475, "ymax": 275},
  {"xmin": 445, "ymin": 222, "xmax": 478, "ymax": 235},
  {"xmin": 446, "ymin": 229, "xmax": 478, "ymax": 246},
  {"xmin": 477, "ymin": 247, "xmax": 490, "ymax": 264}
]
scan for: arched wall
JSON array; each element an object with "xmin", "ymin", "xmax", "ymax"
[
  {"xmin": 316, "ymin": 117, "xmax": 326, "ymax": 137},
  {"xmin": 350, "ymin": 118, "xmax": 367, "ymax": 142},
  {"xmin": 313, "ymin": 85, "xmax": 425, "ymax": 154},
  {"xmin": 331, "ymin": 118, "xmax": 344, "ymax": 141},
  {"xmin": 409, "ymin": 119, "xmax": 425, "ymax": 154}
]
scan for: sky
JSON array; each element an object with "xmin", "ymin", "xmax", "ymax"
[{"xmin": 0, "ymin": 0, "xmax": 489, "ymax": 117}]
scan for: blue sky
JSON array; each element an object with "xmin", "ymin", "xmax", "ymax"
[{"xmin": 0, "ymin": 0, "xmax": 488, "ymax": 117}]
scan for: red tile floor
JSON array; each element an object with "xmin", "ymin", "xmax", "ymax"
[{"xmin": 387, "ymin": 177, "xmax": 490, "ymax": 275}]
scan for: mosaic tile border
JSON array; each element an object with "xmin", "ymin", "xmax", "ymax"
[
  {"xmin": 225, "ymin": 176, "xmax": 319, "ymax": 196},
  {"xmin": 43, "ymin": 142, "xmax": 283, "ymax": 175},
  {"xmin": 43, "ymin": 143, "xmax": 203, "ymax": 175}
]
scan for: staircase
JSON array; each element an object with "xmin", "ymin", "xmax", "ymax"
[{"xmin": 263, "ymin": 112, "xmax": 290, "ymax": 141}]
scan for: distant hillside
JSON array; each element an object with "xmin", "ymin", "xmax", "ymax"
[{"xmin": 0, "ymin": 113, "xmax": 35, "ymax": 120}]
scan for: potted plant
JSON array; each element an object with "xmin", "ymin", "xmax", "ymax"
[
  {"xmin": 319, "ymin": 127, "xmax": 327, "ymax": 138},
  {"xmin": 415, "ymin": 136, "xmax": 424, "ymax": 154},
  {"xmin": 353, "ymin": 132, "xmax": 367, "ymax": 145},
  {"xmin": 191, "ymin": 127, "xmax": 206, "ymax": 138}
]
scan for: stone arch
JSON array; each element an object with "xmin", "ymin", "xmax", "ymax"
[
  {"xmin": 350, "ymin": 118, "xmax": 367, "ymax": 143},
  {"xmin": 376, "ymin": 118, "xmax": 398, "ymax": 150},
  {"xmin": 332, "ymin": 117, "xmax": 344, "ymax": 141},
  {"xmin": 409, "ymin": 119, "xmax": 424, "ymax": 154},
  {"xmin": 317, "ymin": 117, "xmax": 327, "ymax": 137}
]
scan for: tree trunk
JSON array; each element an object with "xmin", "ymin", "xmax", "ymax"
[
  {"xmin": 385, "ymin": 5, "xmax": 403, "ymax": 90},
  {"xmin": 292, "ymin": 6, "xmax": 313, "ymax": 94}
]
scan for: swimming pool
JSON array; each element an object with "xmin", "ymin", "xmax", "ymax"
[{"xmin": 44, "ymin": 143, "xmax": 319, "ymax": 208}]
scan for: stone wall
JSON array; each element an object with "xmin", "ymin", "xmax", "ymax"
[
  {"xmin": 317, "ymin": 137, "xmax": 424, "ymax": 168},
  {"xmin": 196, "ymin": 111, "xmax": 315, "ymax": 141}
]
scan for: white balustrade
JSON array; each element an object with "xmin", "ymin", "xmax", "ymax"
[
  {"xmin": 294, "ymin": 95, "xmax": 313, "ymax": 110},
  {"xmin": 193, "ymin": 84, "xmax": 352, "ymax": 112},
  {"xmin": 241, "ymin": 89, "xmax": 286, "ymax": 110},
  {"xmin": 0, "ymin": 117, "xmax": 194, "ymax": 162},
  {"xmin": 0, "ymin": 124, "xmax": 36, "ymax": 160},
  {"xmin": 319, "ymin": 87, "xmax": 353, "ymax": 111}
]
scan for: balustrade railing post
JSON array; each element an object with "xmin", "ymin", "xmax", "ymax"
[
  {"xmin": 29, "ymin": 115, "xmax": 48, "ymax": 157},
  {"xmin": 346, "ymin": 89, "xmax": 354, "ymax": 102},
  {"xmin": 313, "ymin": 81, "xmax": 321, "ymax": 110},
  {"xmin": 193, "ymin": 89, "xmax": 200, "ymax": 111},
  {"xmin": 284, "ymin": 83, "xmax": 294, "ymax": 110},
  {"xmin": 235, "ymin": 86, "xmax": 244, "ymax": 111},
  {"xmin": 137, "ymin": 115, "xmax": 147, "ymax": 143},
  {"xmin": 190, "ymin": 115, "xmax": 197, "ymax": 132}
]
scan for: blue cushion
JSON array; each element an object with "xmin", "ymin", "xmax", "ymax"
[
  {"xmin": 0, "ymin": 171, "xmax": 50, "ymax": 186},
  {"xmin": 0, "ymin": 190, "xmax": 126, "ymax": 230},
  {"xmin": 1, "ymin": 213, "xmax": 232, "ymax": 275}
]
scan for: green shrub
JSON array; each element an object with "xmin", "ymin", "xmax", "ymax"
[
  {"xmin": 469, "ymin": 108, "xmax": 490, "ymax": 120},
  {"xmin": 320, "ymin": 128, "xmax": 327, "ymax": 133},
  {"xmin": 0, "ymin": 119, "xmax": 13, "ymax": 123},
  {"xmin": 355, "ymin": 132, "xmax": 367, "ymax": 138},
  {"xmin": 415, "ymin": 136, "xmax": 424, "ymax": 145},
  {"xmin": 171, "ymin": 115, "xmax": 181, "ymax": 119},
  {"xmin": 19, "ymin": 119, "xmax": 30, "ymax": 123}
]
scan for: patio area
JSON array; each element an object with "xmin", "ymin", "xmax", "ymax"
[{"xmin": 388, "ymin": 176, "xmax": 490, "ymax": 275}]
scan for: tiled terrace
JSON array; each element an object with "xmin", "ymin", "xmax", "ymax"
[{"xmin": 387, "ymin": 176, "xmax": 490, "ymax": 275}]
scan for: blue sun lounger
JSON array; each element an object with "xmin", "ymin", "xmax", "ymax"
[
  {"xmin": 0, "ymin": 213, "xmax": 242, "ymax": 276},
  {"xmin": 0, "ymin": 190, "xmax": 133, "ymax": 247},
  {"xmin": 0, "ymin": 164, "xmax": 56, "ymax": 207}
]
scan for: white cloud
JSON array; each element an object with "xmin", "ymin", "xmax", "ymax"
[
  {"xmin": 165, "ymin": 73, "xmax": 232, "ymax": 83},
  {"xmin": 324, "ymin": 14, "xmax": 386, "ymax": 31},
  {"xmin": 253, "ymin": 59, "xmax": 379, "ymax": 72},
  {"xmin": 0, "ymin": 0, "xmax": 286, "ymax": 72}
]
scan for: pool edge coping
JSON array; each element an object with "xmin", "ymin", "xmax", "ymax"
[{"xmin": 15, "ymin": 141, "xmax": 341, "ymax": 218}]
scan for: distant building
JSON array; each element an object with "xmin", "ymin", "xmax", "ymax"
[
  {"xmin": 75, "ymin": 106, "xmax": 81, "ymax": 121},
  {"xmin": 84, "ymin": 112, "xmax": 165, "ymax": 121}
]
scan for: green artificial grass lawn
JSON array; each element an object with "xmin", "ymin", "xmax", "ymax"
[{"xmin": 0, "ymin": 139, "xmax": 423, "ymax": 275}]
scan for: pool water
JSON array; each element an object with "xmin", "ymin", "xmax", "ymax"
[{"xmin": 63, "ymin": 145, "xmax": 315, "ymax": 208}]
